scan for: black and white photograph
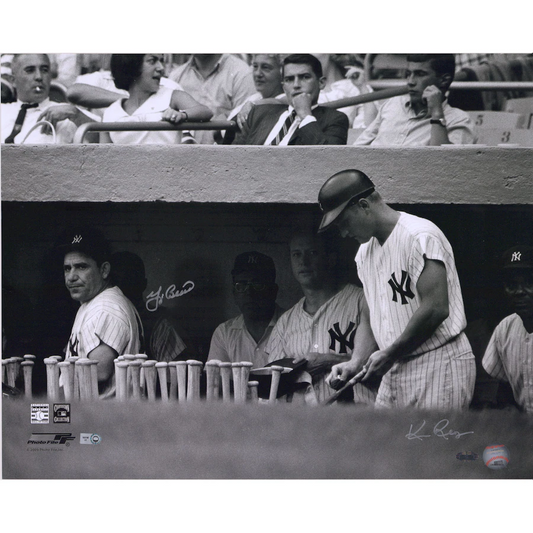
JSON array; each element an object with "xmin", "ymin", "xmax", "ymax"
[{"xmin": 1, "ymin": 4, "xmax": 532, "ymax": 531}]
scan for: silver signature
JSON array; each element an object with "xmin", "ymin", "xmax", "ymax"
[
  {"xmin": 145, "ymin": 281, "xmax": 195, "ymax": 312},
  {"xmin": 406, "ymin": 419, "xmax": 474, "ymax": 441}
]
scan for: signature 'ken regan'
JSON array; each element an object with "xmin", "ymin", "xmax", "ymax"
[{"xmin": 406, "ymin": 419, "xmax": 474, "ymax": 441}]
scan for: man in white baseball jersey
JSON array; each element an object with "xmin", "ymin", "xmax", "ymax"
[
  {"xmin": 321, "ymin": 169, "xmax": 476, "ymax": 410},
  {"xmin": 266, "ymin": 225, "xmax": 378, "ymax": 404},
  {"xmin": 482, "ymin": 245, "xmax": 533, "ymax": 412},
  {"xmin": 207, "ymin": 251, "xmax": 284, "ymax": 368},
  {"xmin": 59, "ymin": 227, "xmax": 143, "ymax": 398}
]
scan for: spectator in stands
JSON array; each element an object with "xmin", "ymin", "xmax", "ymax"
[
  {"xmin": 223, "ymin": 54, "xmax": 285, "ymax": 143},
  {"xmin": 67, "ymin": 54, "xmax": 181, "ymax": 120},
  {"xmin": 266, "ymin": 224, "xmax": 378, "ymax": 404},
  {"xmin": 49, "ymin": 54, "xmax": 80, "ymax": 89},
  {"xmin": 482, "ymin": 245, "xmax": 533, "ymax": 413},
  {"xmin": 318, "ymin": 56, "xmax": 378, "ymax": 129},
  {"xmin": 354, "ymin": 54, "xmax": 476, "ymax": 146},
  {"xmin": 207, "ymin": 251, "xmax": 284, "ymax": 369},
  {"xmin": 1, "ymin": 54, "xmax": 92, "ymax": 144},
  {"xmin": 111, "ymin": 251, "xmax": 196, "ymax": 362},
  {"xmin": 231, "ymin": 54, "xmax": 349, "ymax": 145},
  {"xmin": 169, "ymin": 54, "xmax": 256, "ymax": 144},
  {"xmin": 230, "ymin": 54, "xmax": 284, "ymax": 124},
  {"xmin": 100, "ymin": 54, "xmax": 212, "ymax": 144}
]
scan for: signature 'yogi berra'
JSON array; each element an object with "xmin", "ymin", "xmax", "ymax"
[{"xmin": 322, "ymin": 169, "xmax": 476, "ymax": 409}]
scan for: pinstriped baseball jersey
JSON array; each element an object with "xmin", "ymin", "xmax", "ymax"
[
  {"xmin": 482, "ymin": 314, "xmax": 533, "ymax": 413},
  {"xmin": 65, "ymin": 286, "xmax": 143, "ymax": 398},
  {"xmin": 266, "ymin": 283, "xmax": 377, "ymax": 404},
  {"xmin": 355, "ymin": 212, "xmax": 475, "ymax": 409},
  {"xmin": 356, "ymin": 212, "xmax": 469, "ymax": 354}
]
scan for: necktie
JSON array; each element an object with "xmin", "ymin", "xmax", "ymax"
[
  {"xmin": 4, "ymin": 103, "xmax": 39, "ymax": 144},
  {"xmin": 270, "ymin": 110, "xmax": 297, "ymax": 145}
]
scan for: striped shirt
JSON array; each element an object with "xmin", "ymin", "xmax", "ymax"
[
  {"xmin": 207, "ymin": 305, "xmax": 285, "ymax": 368},
  {"xmin": 65, "ymin": 286, "xmax": 143, "ymax": 398},
  {"xmin": 482, "ymin": 314, "xmax": 533, "ymax": 413},
  {"xmin": 356, "ymin": 212, "xmax": 470, "ymax": 356},
  {"xmin": 266, "ymin": 283, "xmax": 376, "ymax": 404},
  {"xmin": 355, "ymin": 212, "xmax": 475, "ymax": 409}
]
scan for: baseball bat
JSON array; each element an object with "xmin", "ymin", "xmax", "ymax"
[{"xmin": 322, "ymin": 370, "xmax": 366, "ymax": 406}]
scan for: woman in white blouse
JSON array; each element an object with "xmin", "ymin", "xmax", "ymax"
[{"xmin": 101, "ymin": 54, "xmax": 212, "ymax": 144}]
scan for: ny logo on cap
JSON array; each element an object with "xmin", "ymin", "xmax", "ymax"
[
  {"xmin": 72, "ymin": 235, "xmax": 82, "ymax": 244},
  {"xmin": 248, "ymin": 256, "xmax": 258, "ymax": 263},
  {"xmin": 511, "ymin": 251, "xmax": 522, "ymax": 262}
]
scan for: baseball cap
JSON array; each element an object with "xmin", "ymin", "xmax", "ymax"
[
  {"xmin": 502, "ymin": 245, "xmax": 533, "ymax": 269},
  {"xmin": 56, "ymin": 226, "xmax": 111, "ymax": 265},
  {"xmin": 231, "ymin": 251, "xmax": 276, "ymax": 282},
  {"xmin": 318, "ymin": 169, "xmax": 375, "ymax": 232}
]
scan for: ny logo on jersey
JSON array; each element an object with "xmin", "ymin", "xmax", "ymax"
[
  {"xmin": 388, "ymin": 270, "xmax": 415, "ymax": 305},
  {"xmin": 68, "ymin": 335, "xmax": 79, "ymax": 358},
  {"xmin": 72, "ymin": 235, "xmax": 82, "ymax": 244},
  {"xmin": 511, "ymin": 251, "xmax": 521, "ymax": 262},
  {"xmin": 328, "ymin": 321, "xmax": 356, "ymax": 353}
]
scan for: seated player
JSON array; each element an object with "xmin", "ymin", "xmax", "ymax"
[
  {"xmin": 101, "ymin": 54, "xmax": 213, "ymax": 144},
  {"xmin": 111, "ymin": 251, "xmax": 196, "ymax": 362},
  {"xmin": 354, "ymin": 54, "xmax": 476, "ymax": 146},
  {"xmin": 231, "ymin": 54, "xmax": 349, "ymax": 145},
  {"xmin": 266, "ymin": 224, "xmax": 378, "ymax": 404},
  {"xmin": 207, "ymin": 251, "xmax": 284, "ymax": 368},
  {"xmin": 58, "ymin": 227, "xmax": 143, "ymax": 398},
  {"xmin": 482, "ymin": 245, "xmax": 533, "ymax": 413}
]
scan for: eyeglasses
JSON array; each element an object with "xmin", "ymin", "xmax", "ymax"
[{"xmin": 233, "ymin": 282, "xmax": 272, "ymax": 293}]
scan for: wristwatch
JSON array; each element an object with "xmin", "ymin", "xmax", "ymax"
[{"xmin": 430, "ymin": 117, "xmax": 447, "ymax": 127}]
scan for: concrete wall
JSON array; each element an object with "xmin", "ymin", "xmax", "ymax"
[{"xmin": 2, "ymin": 145, "xmax": 532, "ymax": 204}]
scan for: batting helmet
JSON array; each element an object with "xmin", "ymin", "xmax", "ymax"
[{"xmin": 318, "ymin": 169, "xmax": 375, "ymax": 232}]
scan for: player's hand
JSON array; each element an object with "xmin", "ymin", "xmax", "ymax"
[
  {"xmin": 236, "ymin": 101, "xmax": 254, "ymax": 130},
  {"xmin": 293, "ymin": 352, "xmax": 338, "ymax": 377},
  {"xmin": 162, "ymin": 108, "xmax": 186, "ymax": 124},
  {"xmin": 292, "ymin": 92, "xmax": 313, "ymax": 119},
  {"xmin": 326, "ymin": 359, "xmax": 363, "ymax": 389},
  {"xmin": 422, "ymin": 85, "xmax": 444, "ymax": 116},
  {"xmin": 37, "ymin": 104, "xmax": 80, "ymax": 133},
  {"xmin": 361, "ymin": 349, "xmax": 394, "ymax": 381}
]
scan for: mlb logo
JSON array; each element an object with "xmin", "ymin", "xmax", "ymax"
[{"xmin": 31, "ymin": 404, "xmax": 49, "ymax": 424}]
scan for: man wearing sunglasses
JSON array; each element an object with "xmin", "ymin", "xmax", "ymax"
[{"xmin": 207, "ymin": 251, "xmax": 284, "ymax": 368}]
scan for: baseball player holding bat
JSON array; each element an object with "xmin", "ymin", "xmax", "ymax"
[{"xmin": 322, "ymin": 169, "xmax": 476, "ymax": 410}]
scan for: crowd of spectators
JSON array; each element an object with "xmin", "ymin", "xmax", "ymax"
[{"xmin": 3, "ymin": 52, "xmax": 532, "ymax": 146}]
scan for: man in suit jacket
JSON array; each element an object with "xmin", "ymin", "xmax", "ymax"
[{"xmin": 231, "ymin": 54, "xmax": 349, "ymax": 145}]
